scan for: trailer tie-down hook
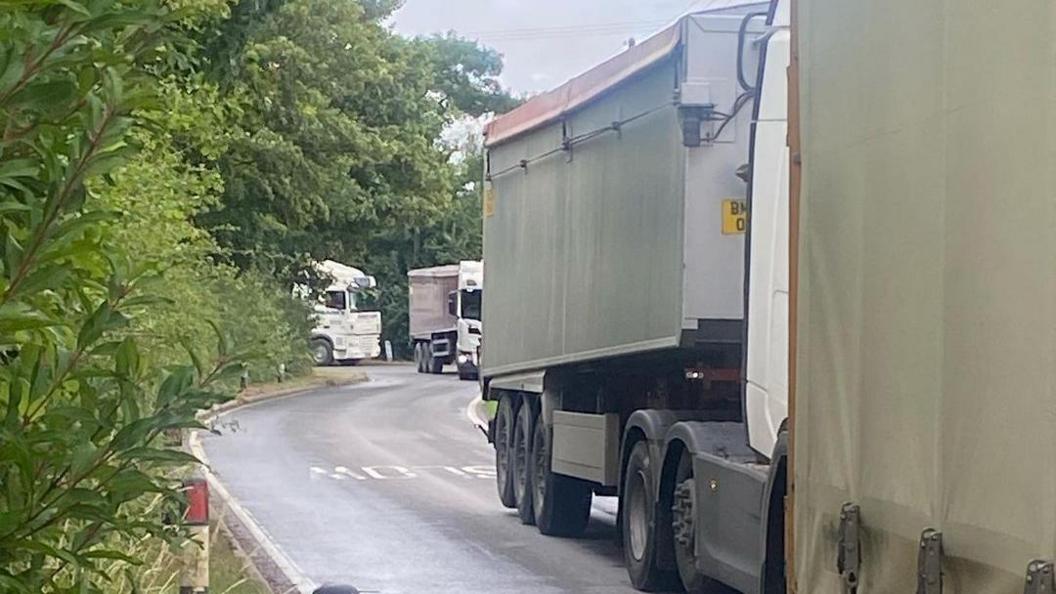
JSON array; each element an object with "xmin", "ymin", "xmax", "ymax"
[
  {"xmin": 1026, "ymin": 560, "xmax": 1055, "ymax": 594},
  {"xmin": 837, "ymin": 502, "xmax": 861, "ymax": 594}
]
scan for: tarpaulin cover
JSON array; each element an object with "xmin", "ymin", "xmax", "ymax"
[{"xmin": 795, "ymin": 0, "xmax": 1056, "ymax": 591}]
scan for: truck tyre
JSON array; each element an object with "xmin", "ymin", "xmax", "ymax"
[
  {"xmin": 311, "ymin": 339, "xmax": 334, "ymax": 366},
  {"xmin": 623, "ymin": 441, "xmax": 676, "ymax": 591},
  {"xmin": 672, "ymin": 450, "xmax": 723, "ymax": 593},
  {"xmin": 494, "ymin": 395, "xmax": 518, "ymax": 508},
  {"xmin": 531, "ymin": 416, "xmax": 592, "ymax": 537},
  {"xmin": 414, "ymin": 343, "xmax": 424, "ymax": 373},
  {"xmin": 512, "ymin": 400, "xmax": 536, "ymax": 525},
  {"xmin": 427, "ymin": 344, "xmax": 443, "ymax": 374}
]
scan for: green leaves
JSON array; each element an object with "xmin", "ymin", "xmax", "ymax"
[
  {"xmin": 0, "ymin": 0, "xmax": 249, "ymax": 590},
  {"xmin": 7, "ymin": 79, "xmax": 78, "ymax": 113}
]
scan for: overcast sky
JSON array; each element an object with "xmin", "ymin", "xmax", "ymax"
[{"xmin": 391, "ymin": 0, "xmax": 750, "ymax": 94}]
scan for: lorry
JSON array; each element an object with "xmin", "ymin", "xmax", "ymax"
[
  {"xmin": 408, "ymin": 261, "xmax": 483, "ymax": 380},
  {"xmin": 481, "ymin": 2, "xmax": 791, "ymax": 592},
  {"xmin": 308, "ymin": 260, "xmax": 382, "ymax": 366},
  {"xmin": 484, "ymin": 0, "xmax": 1056, "ymax": 592}
]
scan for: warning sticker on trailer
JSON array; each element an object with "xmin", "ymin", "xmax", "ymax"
[{"xmin": 722, "ymin": 199, "xmax": 747, "ymax": 234}]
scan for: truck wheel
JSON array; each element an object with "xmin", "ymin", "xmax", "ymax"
[
  {"xmin": 531, "ymin": 416, "xmax": 592, "ymax": 537},
  {"xmin": 427, "ymin": 344, "xmax": 443, "ymax": 374},
  {"xmin": 623, "ymin": 441, "xmax": 676, "ymax": 591},
  {"xmin": 512, "ymin": 400, "xmax": 536, "ymax": 525},
  {"xmin": 414, "ymin": 343, "xmax": 424, "ymax": 373},
  {"xmin": 494, "ymin": 395, "xmax": 518, "ymax": 508},
  {"xmin": 311, "ymin": 339, "xmax": 334, "ymax": 366},
  {"xmin": 672, "ymin": 451, "xmax": 723, "ymax": 593}
]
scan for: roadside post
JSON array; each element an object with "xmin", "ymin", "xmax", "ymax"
[{"xmin": 180, "ymin": 477, "xmax": 210, "ymax": 594}]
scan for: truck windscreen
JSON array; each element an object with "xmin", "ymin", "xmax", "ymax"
[{"xmin": 461, "ymin": 289, "xmax": 481, "ymax": 320}]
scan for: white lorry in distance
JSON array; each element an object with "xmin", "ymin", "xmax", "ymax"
[
  {"xmin": 408, "ymin": 261, "xmax": 483, "ymax": 380},
  {"xmin": 308, "ymin": 260, "xmax": 382, "ymax": 366}
]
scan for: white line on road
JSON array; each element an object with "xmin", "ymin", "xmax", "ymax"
[
  {"xmin": 191, "ymin": 431, "xmax": 319, "ymax": 594},
  {"xmin": 465, "ymin": 394, "xmax": 488, "ymax": 430}
]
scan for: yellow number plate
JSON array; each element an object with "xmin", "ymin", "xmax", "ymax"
[{"xmin": 722, "ymin": 199, "xmax": 747, "ymax": 235}]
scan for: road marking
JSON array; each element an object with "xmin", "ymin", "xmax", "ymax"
[
  {"xmin": 465, "ymin": 394, "xmax": 488, "ymax": 430},
  {"xmin": 461, "ymin": 465, "xmax": 497, "ymax": 478},
  {"xmin": 409, "ymin": 465, "xmax": 473, "ymax": 478},
  {"xmin": 191, "ymin": 431, "xmax": 319, "ymax": 594},
  {"xmin": 308, "ymin": 464, "xmax": 495, "ymax": 482},
  {"xmin": 362, "ymin": 465, "xmax": 417, "ymax": 480},
  {"xmin": 334, "ymin": 465, "xmax": 368, "ymax": 480}
]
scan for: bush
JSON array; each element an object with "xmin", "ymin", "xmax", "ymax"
[{"xmin": 0, "ymin": 2, "xmax": 250, "ymax": 590}]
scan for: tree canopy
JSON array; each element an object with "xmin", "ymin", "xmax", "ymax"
[{"xmin": 193, "ymin": 0, "xmax": 516, "ymax": 349}]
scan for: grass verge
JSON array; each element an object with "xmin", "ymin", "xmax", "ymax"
[{"xmin": 210, "ymin": 517, "xmax": 271, "ymax": 594}]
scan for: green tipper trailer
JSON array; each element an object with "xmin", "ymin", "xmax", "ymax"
[
  {"xmin": 480, "ymin": 4, "xmax": 794, "ymax": 593},
  {"xmin": 482, "ymin": 15, "xmax": 755, "ymax": 378}
]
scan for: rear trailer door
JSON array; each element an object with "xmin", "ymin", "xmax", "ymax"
[{"xmin": 795, "ymin": 1, "xmax": 1056, "ymax": 591}]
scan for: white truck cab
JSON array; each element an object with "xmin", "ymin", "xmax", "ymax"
[
  {"xmin": 744, "ymin": 0, "xmax": 790, "ymax": 458},
  {"xmin": 451, "ymin": 260, "xmax": 483, "ymax": 375},
  {"xmin": 309, "ymin": 260, "xmax": 382, "ymax": 365}
]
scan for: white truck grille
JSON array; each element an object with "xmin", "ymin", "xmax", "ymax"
[{"xmin": 351, "ymin": 311, "xmax": 382, "ymax": 335}]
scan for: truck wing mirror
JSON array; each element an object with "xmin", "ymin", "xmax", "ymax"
[{"xmin": 448, "ymin": 292, "xmax": 458, "ymax": 317}]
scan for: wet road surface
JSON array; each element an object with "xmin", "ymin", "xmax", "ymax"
[{"xmin": 200, "ymin": 364, "xmax": 644, "ymax": 594}]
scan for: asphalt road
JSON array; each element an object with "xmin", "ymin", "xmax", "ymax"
[{"xmin": 200, "ymin": 364, "xmax": 646, "ymax": 594}]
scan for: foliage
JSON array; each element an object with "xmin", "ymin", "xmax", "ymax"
[
  {"xmin": 196, "ymin": 0, "xmax": 456, "ymax": 276},
  {"xmin": 194, "ymin": 0, "xmax": 517, "ymax": 353},
  {"xmin": 359, "ymin": 141, "xmax": 486, "ymax": 355},
  {"xmin": 0, "ymin": 1, "xmax": 248, "ymax": 590},
  {"xmin": 417, "ymin": 33, "xmax": 522, "ymax": 117},
  {"xmin": 96, "ymin": 79, "xmax": 311, "ymax": 381}
]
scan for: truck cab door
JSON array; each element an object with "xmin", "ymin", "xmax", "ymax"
[{"xmin": 745, "ymin": 0, "xmax": 791, "ymax": 459}]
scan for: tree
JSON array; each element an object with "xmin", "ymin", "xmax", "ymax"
[
  {"xmin": 417, "ymin": 33, "xmax": 521, "ymax": 117},
  {"xmin": 196, "ymin": 0, "xmax": 456, "ymax": 277},
  {"xmin": 193, "ymin": 0, "xmax": 519, "ymax": 353}
]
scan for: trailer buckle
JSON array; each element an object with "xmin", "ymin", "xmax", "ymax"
[
  {"xmin": 1025, "ymin": 560, "xmax": 1055, "ymax": 594},
  {"xmin": 837, "ymin": 502, "xmax": 861, "ymax": 594},
  {"xmin": 917, "ymin": 529, "xmax": 943, "ymax": 594}
]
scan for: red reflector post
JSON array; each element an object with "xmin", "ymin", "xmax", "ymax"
[{"xmin": 183, "ymin": 478, "xmax": 209, "ymax": 526}]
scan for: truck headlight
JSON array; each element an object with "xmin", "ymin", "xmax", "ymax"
[{"xmin": 457, "ymin": 353, "xmax": 469, "ymax": 365}]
